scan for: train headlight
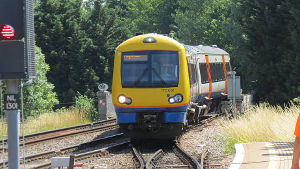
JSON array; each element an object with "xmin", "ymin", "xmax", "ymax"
[
  {"xmin": 118, "ymin": 95, "xmax": 126, "ymax": 104},
  {"xmin": 126, "ymin": 98, "xmax": 132, "ymax": 104},
  {"xmin": 174, "ymin": 94, "xmax": 183, "ymax": 103},
  {"xmin": 118, "ymin": 95, "xmax": 132, "ymax": 105},
  {"xmin": 168, "ymin": 94, "xmax": 183, "ymax": 104},
  {"xmin": 168, "ymin": 97, "xmax": 175, "ymax": 104}
]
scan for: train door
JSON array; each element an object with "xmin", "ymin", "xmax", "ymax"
[
  {"xmin": 198, "ymin": 54, "xmax": 209, "ymax": 100},
  {"xmin": 195, "ymin": 56, "xmax": 201, "ymax": 95}
]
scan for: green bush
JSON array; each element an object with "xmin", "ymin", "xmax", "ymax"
[
  {"xmin": 22, "ymin": 47, "xmax": 59, "ymax": 118},
  {"xmin": 74, "ymin": 93, "xmax": 98, "ymax": 121},
  {"xmin": 293, "ymin": 97, "xmax": 300, "ymax": 105}
]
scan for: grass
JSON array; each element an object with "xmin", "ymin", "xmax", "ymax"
[
  {"xmin": 218, "ymin": 103, "xmax": 299, "ymax": 153},
  {"xmin": 0, "ymin": 108, "xmax": 91, "ymax": 138}
]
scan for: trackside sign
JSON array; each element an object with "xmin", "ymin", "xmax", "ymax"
[{"xmin": 4, "ymin": 94, "xmax": 20, "ymax": 110}]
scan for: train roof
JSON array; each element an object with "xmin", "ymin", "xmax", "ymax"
[
  {"xmin": 184, "ymin": 45, "xmax": 229, "ymax": 55},
  {"xmin": 116, "ymin": 33, "xmax": 185, "ymax": 52},
  {"xmin": 116, "ymin": 33, "xmax": 229, "ymax": 55}
]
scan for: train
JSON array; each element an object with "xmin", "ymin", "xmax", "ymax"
[{"xmin": 112, "ymin": 33, "xmax": 232, "ymax": 139}]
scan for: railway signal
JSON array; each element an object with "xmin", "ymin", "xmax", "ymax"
[
  {"xmin": 0, "ymin": 0, "xmax": 36, "ymax": 79},
  {"xmin": 0, "ymin": 0, "xmax": 24, "ymax": 40},
  {"xmin": 0, "ymin": 25, "xmax": 16, "ymax": 40},
  {"xmin": 0, "ymin": 0, "xmax": 36, "ymax": 168}
]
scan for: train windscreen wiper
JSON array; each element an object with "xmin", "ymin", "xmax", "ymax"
[
  {"xmin": 151, "ymin": 68, "xmax": 167, "ymax": 86},
  {"xmin": 133, "ymin": 68, "xmax": 149, "ymax": 86}
]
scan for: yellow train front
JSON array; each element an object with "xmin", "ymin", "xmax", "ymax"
[{"xmin": 112, "ymin": 34, "xmax": 190, "ymax": 139}]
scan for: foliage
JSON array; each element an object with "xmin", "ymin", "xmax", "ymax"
[
  {"xmin": 127, "ymin": 0, "xmax": 178, "ymax": 34},
  {"xmin": 293, "ymin": 97, "xmax": 300, "ymax": 105},
  {"xmin": 232, "ymin": 0, "xmax": 300, "ymax": 104},
  {"xmin": 33, "ymin": 0, "xmax": 300, "ymax": 106},
  {"xmin": 35, "ymin": 0, "xmax": 130, "ymax": 104},
  {"xmin": 22, "ymin": 47, "xmax": 59, "ymax": 117},
  {"xmin": 175, "ymin": 0, "xmax": 233, "ymax": 46},
  {"xmin": 215, "ymin": 135, "xmax": 238, "ymax": 154},
  {"xmin": 1, "ymin": 108, "xmax": 91, "ymax": 138},
  {"xmin": 74, "ymin": 94, "xmax": 97, "ymax": 121},
  {"xmin": 219, "ymin": 104, "xmax": 299, "ymax": 143}
]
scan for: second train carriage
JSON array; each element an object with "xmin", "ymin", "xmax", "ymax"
[{"xmin": 112, "ymin": 33, "xmax": 231, "ymax": 139}]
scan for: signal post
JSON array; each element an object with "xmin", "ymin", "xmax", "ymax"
[{"xmin": 0, "ymin": 0, "xmax": 35, "ymax": 168}]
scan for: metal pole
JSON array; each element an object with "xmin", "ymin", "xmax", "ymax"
[
  {"xmin": 0, "ymin": 80, "xmax": 5, "ymax": 169},
  {"xmin": 232, "ymin": 71, "xmax": 236, "ymax": 115},
  {"xmin": 5, "ymin": 79, "xmax": 20, "ymax": 169}
]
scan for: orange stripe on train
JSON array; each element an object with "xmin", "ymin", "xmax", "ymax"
[{"xmin": 115, "ymin": 103, "xmax": 188, "ymax": 109}]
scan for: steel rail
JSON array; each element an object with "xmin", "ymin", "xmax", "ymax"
[
  {"xmin": 34, "ymin": 140, "xmax": 130, "ymax": 169},
  {"xmin": 0, "ymin": 118, "xmax": 116, "ymax": 146},
  {"xmin": 0, "ymin": 119, "xmax": 118, "ymax": 154},
  {"xmin": 22, "ymin": 123, "xmax": 119, "ymax": 146},
  {"xmin": 131, "ymin": 145, "xmax": 145, "ymax": 169},
  {"xmin": 0, "ymin": 132, "xmax": 124, "ymax": 168},
  {"xmin": 174, "ymin": 143, "xmax": 203, "ymax": 169},
  {"xmin": 145, "ymin": 149, "xmax": 164, "ymax": 169}
]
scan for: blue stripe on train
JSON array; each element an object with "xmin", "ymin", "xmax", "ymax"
[
  {"xmin": 115, "ymin": 104, "xmax": 189, "ymax": 113},
  {"xmin": 116, "ymin": 112, "xmax": 186, "ymax": 123},
  {"xmin": 164, "ymin": 112, "xmax": 186, "ymax": 123},
  {"xmin": 116, "ymin": 105, "xmax": 189, "ymax": 124},
  {"xmin": 117, "ymin": 113, "xmax": 137, "ymax": 123}
]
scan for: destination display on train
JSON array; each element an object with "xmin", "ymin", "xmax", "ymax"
[{"xmin": 124, "ymin": 55, "xmax": 148, "ymax": 61}]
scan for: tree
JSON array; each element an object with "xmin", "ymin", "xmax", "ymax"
[
  {"xmin": 174, "ymin": 0, "xmax": 233, "ymax": 46},
  {"xmin": 35, "ymin": 0, "xmax": 100, "ymax": 103},
  {"xmin": 232, "ymin": 0, "xmax": 300, "ymax": 104},
  {"xmin": 82, "ymin": 0, "xmax": 131, "ymax": 87},
  {"xmin": 23, "ymin": 47, "xmax": 59, "ymax": 117},
  {"xmin": 126, "ymin": 0, "xmax": 178, "ymax": 34}
]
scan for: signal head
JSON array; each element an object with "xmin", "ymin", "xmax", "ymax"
[{"xmin": 0, "ymin": 25, "xmax": 15, "ymax": 40}]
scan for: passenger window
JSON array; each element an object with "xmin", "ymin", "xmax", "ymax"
[{"xmin": 199, "ymin": 63, "xmax": 208, "ymax": 84}]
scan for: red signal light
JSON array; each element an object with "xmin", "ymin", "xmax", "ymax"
[{"xmin": 0, "ymin": 25, "xmax": 15, "ymax": 40}]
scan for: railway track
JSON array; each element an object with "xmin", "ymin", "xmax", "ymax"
[
  {"xmin": 0, "ymin": 119, "xmax": 119, "ymax": 163},
  {"xmin": 0, "ymin": 114, "xmax": 219, "ymax": 168},
  {"xmin": 0, "ymin": 133, "xmax": 128, "ymax": 168},
  {"xmin": 131, "ymin": 141, "xmax": 203, "ymax": 169},
  {"xmin": 0, "ymin": 118, "xmax": 117, "ymax": 148},
  {"xmin": 0, "ymin": 119, "xmax": 117, "ymax": 154},
  {"xmin": 130, "ymin": 114, "xmax": 220, "ymax": 169}
]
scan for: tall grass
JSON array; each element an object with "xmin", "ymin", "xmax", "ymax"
[
  {"xmin": 0, "ymin": 108, "xmax": 91, "ymax": 138},
  {"xmin": 220, "ymin": 104, "xmax": 300, "ymax": 143}
]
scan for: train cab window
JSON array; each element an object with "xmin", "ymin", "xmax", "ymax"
[
  {"xmin": 121, "ymin": 51, "xmax": 179, "ymax": 88},
  {"xmin": 199, "ymin": 63, "xmax": 209, "ymax": 84}
]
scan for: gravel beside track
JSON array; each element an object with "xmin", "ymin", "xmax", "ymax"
[
  {"xmin": 157, "ymin": 150, "xmax": 189, "ymax": 169},
  {"xmin": 76, "ymin": 148, "xmax": 135, "ymax": 168},
  {"xmin": 179, "ymin": 116, "xmax": 233, "ymax": 169}
]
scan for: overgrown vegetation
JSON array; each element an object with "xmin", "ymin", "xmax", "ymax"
[
  {"xmin": 74, "ymin": 94, "xmax": 98, "ymax": 121},
  {"xmin": 0, "ymin": 95, "xmax": 93, "ymax": 138},
  {"xmin": 22, "ymin": 47, "xmax": 59, "ymax": 117},
  {"xmin": 219, "ymin": 104, "xmax": 300, "ymax": 153}
]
